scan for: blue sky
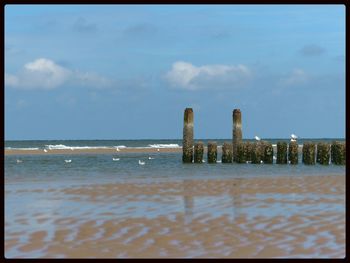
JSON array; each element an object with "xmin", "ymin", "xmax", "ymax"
[{"xmin": 5, "ymin": 4, "xmax": 345, "ymax": 140}]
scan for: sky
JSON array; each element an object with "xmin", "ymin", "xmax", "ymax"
[{"xmin": 5, "ymin": 4, "xmax": 345, "ymax": 140}]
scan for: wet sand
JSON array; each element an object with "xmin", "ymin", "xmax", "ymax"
[{"xmin": 5, "ymin": 175, "xmax": 345, "ymax": 258}]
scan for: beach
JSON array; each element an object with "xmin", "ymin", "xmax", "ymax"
[
  {"xmin": 5, "ymin": 2, "xmax": 345, "ymax": 259},
  {"xmin": 5, "ymin": 139, "xmax": 346, "ymax": 258},
  {"xmin": 5, "ymin": 173, "xmax": 345, "ymax": 258}
]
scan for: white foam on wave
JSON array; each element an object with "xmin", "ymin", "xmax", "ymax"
[
  {"xmin": 148, "ymin": 144, "xmax": 181, "ymax": 148},
  {"xmin": 7, "ymin": 144, "xmax": 182, "ymax": 151},
  {"xmin": 6, "ymin": 147, "xmax": 40, "ymax": 150},
  {"xmin": 45, "ymin": 144, "xmax": 110, "ymax": 150}
]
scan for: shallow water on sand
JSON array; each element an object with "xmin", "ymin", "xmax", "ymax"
[{"xmin": 5, "ymin": 152, "xmax": 345, "ymax": 258}]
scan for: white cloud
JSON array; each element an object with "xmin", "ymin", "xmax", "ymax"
[
  {"xmin": 5, "ymin": 58, "xmax": 111, "ymax": 90},
  {"xmin": 279, "ymin": 69, "xmax": 308, "ymax": 86},
  {"xmin": 165, "ymin": 61, "xmax": 252, "ymax": 90}
]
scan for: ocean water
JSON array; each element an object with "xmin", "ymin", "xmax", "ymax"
[
  {"xmin": 4, "ymin": 138, "xmax": 345, "ymax": 150},
  {"xmin": 5, "ymin": 139, "xmax": 346, "ymax": 183}
]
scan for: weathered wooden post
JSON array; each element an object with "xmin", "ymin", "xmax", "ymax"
[
  {"xmin": 222, "ymin": 142, "xmax": 233, "ymax": 163},
  {"xmin": 236, "ymin": 141, "xmax": 246, "ymax": 163},
  {"xmin": 252, "ymin": 141, "xmax": 265, "ymax": 164},
  {"xmin": 277, "ymin": 142, "xmax": 287, "ymax": 164},
  {"xmin": 245, "ymin": 141, "xmax": 253, "ymax": 163},
  {"xmin": 193, "ymin": 142, "xmax": 204, "ymax": 163},
  {"xmin": 288, "ymin": 141, "xmax": 298, "ymax": 165},
  {"xmin": 331, "ymin": 141, "xmax": 346, "ymax": 165},
  {"xmin": 232, "ymin": 109, "xmax": 242, "ymax": 162},
  {"xmin": 317, "ymin": 142, "xmax": 330, "ymax": 165},
  {"xmin": 302, "ymin": 142, "xmax": 316, "ymax": 165},
  {"xmin": 182, "ymin": 108, "xmax": 194, "ymax": 163},
  {"xmin": 264, "ymin": 142, "xmax": 274, "ymax": 164},
  {"xmin": 207, "ymin": 141, "xmax": 217, "ymax": 163}
]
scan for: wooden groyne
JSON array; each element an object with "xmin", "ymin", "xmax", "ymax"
[{"xmin": 182, "ymin": 108, "xmax": 345, "ymax": 165}]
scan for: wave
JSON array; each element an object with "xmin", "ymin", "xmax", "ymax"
[
  {"xmin": 148, "ymin": 144, "xmax": 181, "ymax": 148},
  {"xmin": 45, "ymin": 144, "xmax": 110, "ymax": 150}
]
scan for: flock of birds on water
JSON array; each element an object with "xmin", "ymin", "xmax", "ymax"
[{"xmin": 15, "ymin": 134, "xmax": 298, "ymax": 165}]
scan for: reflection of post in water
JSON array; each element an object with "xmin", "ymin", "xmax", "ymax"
[
  {"xmin": 183, "ymin": 179, "xmax": 194, "ymax": 225},
  {"xmin": 230, "ymin": 179, "xmax": 242, "ymax": 223}
]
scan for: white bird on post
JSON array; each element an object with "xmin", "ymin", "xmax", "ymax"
[{"xmin": 290, "ymin": 134, "xmax": 298, "ymax": 142}]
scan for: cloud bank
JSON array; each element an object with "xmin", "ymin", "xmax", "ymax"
[
  {"xmin": 299, "ymin": 44, "xmax": 326, "ymax": 57},
  {"xmin": 165, "ymin": 61, "xmax": 252, "ymax": 90},
  {"xmin": 5, "ymin": 58, "xmax": 111, "ymax": 90}
]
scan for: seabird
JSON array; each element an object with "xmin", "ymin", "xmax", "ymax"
[
  {"xmin": 254, "ymin": 136, "xmax": 261, "ymax": 141},
  {"xmin": 138, "ymin": 160, "xmax": 145, "ymax": 165},
  {"xmin": 43, "ymin": 149, "xmax": 48, "ymax": 153},
  {"xmin": 148, "ymin": 157, "xmax": 155, "ymax": 160},
  {"xmin": 290, "ymin": 134, "xmax": 298, "ymax": 142},
  {"xmin": 65, "ymin": 159, "xmax": 72, "ymax": 163}
]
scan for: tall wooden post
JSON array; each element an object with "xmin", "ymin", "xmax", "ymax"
[
  {"xmin": 232, "ymin": 109, "xmax": 242, "ymax": 162},
  {"xmin": 182, "ymin": 108, "xmax": 194, "ymax": 163}
]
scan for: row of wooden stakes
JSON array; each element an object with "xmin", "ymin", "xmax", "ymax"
[{"xmin": 186, "ymin": 140, "xmax": 346, "ymax": 165}]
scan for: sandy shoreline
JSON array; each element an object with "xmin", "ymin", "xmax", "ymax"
[{"xmin": 5, "ymin": 174, "xmax": 345, "ymax": 258}]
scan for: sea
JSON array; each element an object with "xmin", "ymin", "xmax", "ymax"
[
  {"xmin": 4, "ymin": 139, "xmax": 346, "ymax": 258},
  {"xmin": 5, "ymin": 138, "xmax": 346, "ymax": 182}
]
